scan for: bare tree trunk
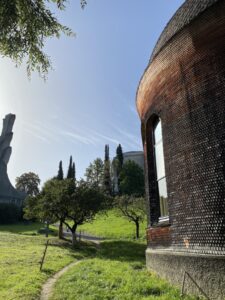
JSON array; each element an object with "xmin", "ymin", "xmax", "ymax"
[
  {"xmin": 71, "ymin": 224, "xmax": 78, "ymax": 246},
  {"xmin": 58, "ymin": 220, "xmax": 63, "ymax": 239},
  {"xmin": 135, "ymin": 220, "xmax": 139, "ymax": 239},
  {"xmin": 71, "ymin": 231, "xmax": 77, "ymax": 246}
]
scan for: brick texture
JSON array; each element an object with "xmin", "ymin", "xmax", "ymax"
[{"xmin": 137, "ymin": 0, "xmax": 225, "ymax": 255}]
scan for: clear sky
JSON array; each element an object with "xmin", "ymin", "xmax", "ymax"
[{"xmin": 0, "ymin": 0, "xmax": 184, "ymax": 186}]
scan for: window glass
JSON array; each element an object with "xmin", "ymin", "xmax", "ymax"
[
  {"xmin": 153, "ymin": 119, "xmax": 168, "ymax": 218},
  {"xmin": 154, "ymin": 120, "xmax": 162, "ymax": 144},
  {"xmin": 155, "ymin": 142, "xmax": 166, "ymax": 180}
]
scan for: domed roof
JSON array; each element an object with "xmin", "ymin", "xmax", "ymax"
[{"xmin": 150, "ymin": 0, "xmax": 220, "ymax": 63}]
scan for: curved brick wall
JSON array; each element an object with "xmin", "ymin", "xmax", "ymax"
[
  {"xmin": 137, "ymin": 1, "xmax": 225, "ymax": 297},
  {"xmin": 137, "ymin": 0, "xmax": 225, "ymax": 255}
]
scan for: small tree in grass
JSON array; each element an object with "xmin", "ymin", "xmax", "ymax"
[
  {"xmin": 64, "ymin": 180, "xmax": 107, "ymax": 245},
  {"xmin": 24, "ymin": 178, "xmax": 107, "ymax": 245},
  {"xmin": 115, "ymin": 195, "xmax": 145, "ymax": 239},
  {"xmin": 115, "ymin": 160, "xmax": 146, "ymax": 239},
  {"xmin": 24, "ymin": 178, "xmax": 74, "ymax": 237}
]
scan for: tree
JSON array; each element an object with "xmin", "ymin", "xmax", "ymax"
[
  {"xmin": 119, "ymin": 161, "xmax": 145, "ymax": 196},
  {"xmin": 67, "ymin": 156, "xmax": 72, "ymax": 179},
  {"xmin": 25, "ymin": 178, "xmax": 108, "ymax": 245},
  {"xmin": 24, "ymin": 178, "xmax": 74, "ymax": 238},
  {"xmin": 56, "ymin": 160, "xmax": 64, "ymax": 238},
  {"xmin": 64, "ymin": 180, "xmax": 107, "ymax": 245},
  {"xmin": 15, "ymin": 172, "xmax": 40, "ymax": 196},
  {"xmin": 85, "ymin": 158, "xmax": 104, "ymax": 188},
  {"xmin": 103, "ymin": 145, "xmax": 111, "ymax": 195},
  {"xmin": 72, "ymin": 162, "xmax": 76, "ymax": 180},
  {"xmin": 115, "ymin": 195, "xmax": 146, "ymax": 239},
  {"xmin": 116, "ymin": 144, "xmax": 123, "ymax": 169},
  {"xmin": 57, "ymin": 160, "xmax": 64, "ymax": 180},
  {"xmin": 0, "ymin": 1, "xmax": 81, "ymax": 78},
  {"xmin": 115, "ymin": 160, "xmax": 146, "ymax": 239}
]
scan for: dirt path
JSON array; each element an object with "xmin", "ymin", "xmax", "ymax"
[
  {"xmin": 40, "ymin": 260, "xmax": 82, "ymax": 300},
  {"xmin": 40, "ymin": 238, "xmax": 101, "ymax": 300}
]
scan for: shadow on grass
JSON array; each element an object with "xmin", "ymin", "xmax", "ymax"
[
  {"xmin": 96, "ymin": 240, "xmax": 146, "ymax": 263},
  {"xmin": 50, "ymin": 239, "xmax": 146, "ymax": 264},
  {"xmin": 49, "ymin": 239, "xmax": 98, "ymax": 259},
  {"xmin": 0, "ymin": 222, "xmax": 57, "ymax": 236}
]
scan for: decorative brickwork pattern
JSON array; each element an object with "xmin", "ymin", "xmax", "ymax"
[{"xmin": 137, "ymin": 0, "xmax": 225, "ymax": 255}]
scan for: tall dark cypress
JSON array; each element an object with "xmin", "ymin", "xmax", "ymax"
[
  {"xmin": 105, "ymin": 144, "xmax": 109, "ymax": 161},
  {"xmin": 116, "ymin": 144, "xmax": 123, "ymax": 168},
  {"xmin": 67, "ymin": 156, "xmax": 73, "ymax": 179},
  {"xmin": 57, "ymin": 160, "xmax": 63, "ymax": 180},
  {"xmin": 72, "ymin": 162, "xmax": 76, "ymax": 180},
  {"xmin": 104, "ymin": 144, "xmax": 111, "ymax": 194}
]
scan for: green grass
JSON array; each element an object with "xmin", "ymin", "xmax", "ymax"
[
  {"xmin": 0, "ymin": 222, "xmax": 57, "ymax": 236},
  {"xmin": 50, "ymin": 240, "xmax": 198, "ymax": 300},
  {"xmin": 78, "ymin": 209, "xmax": 147, "ymax": 239},
  {"xmin": 0, "ymin": 227, "xmax": 95, "ymax": 300}
]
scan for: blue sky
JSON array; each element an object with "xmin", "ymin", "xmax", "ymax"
[{"xmin": 0, "ymin": 0, "xmax": 184, "ymax": 185}]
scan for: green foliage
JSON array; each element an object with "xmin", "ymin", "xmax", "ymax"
[
  {"xmin": 119, "ymin": 160, "xmax": 145, "ymax": 196},
  {"xmin": 0, "ymin": 0, "xmax": 75, "ymax": 78},
  {"xmin": 57, "ymin": 160, "xmax": 64, "ymax": 180},
  {"xmin": 116, "ymin": 143, "xmax": 123, "ymax": 168},
  {"xmin": 66, "ymin": 156, "xmax": 76, "ymax": 180},
  {"xmin": 85, "ymin": 158, "xmax": 104, "ymax": 188},
  {"xmin": 15, "ymin": 172, "xmax": 40, "ymax": 196},
  {"xmin": 65, "ymin": 180, "xmax": 108, "ymax": 244},
  {"xmin": 103, "ymin": 144, "xmax": 112, "ymax": 195},
  {"xmin": 24, "ymin": 178, "xmax": 74, "ymax": 224},
  {"xmin": 0, "ymin": 203, "xmax": 20, "ymax": 224}
]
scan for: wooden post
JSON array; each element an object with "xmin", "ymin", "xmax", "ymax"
[{"xmin": 40, "ymin": 240, "xmax": 49, "ymax": 271}]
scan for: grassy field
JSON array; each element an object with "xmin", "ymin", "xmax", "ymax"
[
  {"xmin": 50, "ymin": 240, "xmax": 198, "ymax": 300},
  {"xmin": 78, "ymin": 209, "xmax": 147, "ymax": 239},
  {"xmin": 0, "ymin": 222, "xmax": 57, "ymax": 235},
  {"xmin": 0, "ymin": 225, "xmax": 94, "ymax": 300},
  {"xmin": 0, "ymin": 222, "xmax": 199, "ymax": 300}
]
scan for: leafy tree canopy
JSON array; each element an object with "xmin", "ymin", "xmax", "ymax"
[
  {"xmin": 24, "ymin": 178, "xmax": 74, "ymax": 223},
  {"xmin": 85, "ymin": 158, "xmax": 104, "ymax": 188},
  {"xmin": 0, "ymin": 0, "xmax": 87, "ymax": 78},
  {"xmin": 119, "ymin": 160, "xmax": 145, "ymax": 196},
  {"xmin": 15, "ymin": 172, "xmax": 40, "ymax": 196}
]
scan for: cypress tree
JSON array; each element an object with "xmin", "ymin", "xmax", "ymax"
[
  {"xmin": 105, "ymin": 144, "xmax": 109, "ymax": 161},
  {"xmin": 116, "ymin": 144, "xmax": 123, "ymax": 168},
  {"xmin": 72, "ymin": 162, "xmax": 76, "ymax": 180},
  {"xmin": 57, "ymin": 161, "xmax": 63, "ymax": 180},
  {"xmin": 67, "ymin": 156, "xmax": 73, "ymax": 179},
  {"xmin": 104, "ymin": 144, "xmax": 111, "ymax": 194}
]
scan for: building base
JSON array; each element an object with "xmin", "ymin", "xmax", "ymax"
[{"xmin": 146, "ymin": 248, "xmax": 225, "ymax": 300}]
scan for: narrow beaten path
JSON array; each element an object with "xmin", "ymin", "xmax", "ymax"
[
  {"xmin": 40, "ymin": 260, "xmax": 82, "ymax": 300},
  {"xmin": 40, "ymin": 235, "xmax": 101, "ymax": 300}
]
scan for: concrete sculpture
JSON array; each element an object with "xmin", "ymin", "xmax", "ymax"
[{"xmin": 0, "ymin": 114, "xmax": 25, "ymax": 206}]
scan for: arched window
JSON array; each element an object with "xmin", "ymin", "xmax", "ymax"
[{"xmin": 153, "ymin": 119, "xmax": 168, "ymax": 220}]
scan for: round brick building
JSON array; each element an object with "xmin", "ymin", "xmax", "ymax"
[{"xmin": 136, "ymin": 0, "xmax": 225, "ymax": 299}]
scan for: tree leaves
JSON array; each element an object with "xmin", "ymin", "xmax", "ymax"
[{"xmin": 0, "ymin": 0, "xmax": 75, "ymax": 78}]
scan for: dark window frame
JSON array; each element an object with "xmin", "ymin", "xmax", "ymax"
[{"xmin": 146, "ymin": 115, "xmax": 169, "ymax": 226}]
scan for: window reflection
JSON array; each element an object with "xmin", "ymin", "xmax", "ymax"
[{"xmin": 153, "ymin": 119, "xmax": 168, "ymax": 218}]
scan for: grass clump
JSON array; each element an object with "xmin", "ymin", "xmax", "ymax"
[
  {"xmin": 50, "ymin": 240, "xmax": 198, "ymax": 300},
  {"xmin": 78, "ymin": 209, "xmax": 147, "ymax": 239}
]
